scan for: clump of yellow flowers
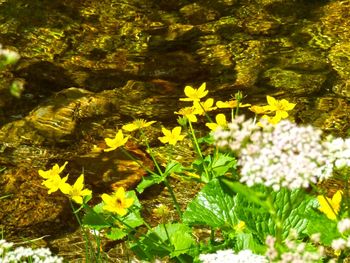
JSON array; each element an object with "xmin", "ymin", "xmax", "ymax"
[
  {"xmin": 39, "ymin": 162, "xmax": 134, "ymax": 216},
  {"xmin": 176, "ymin": 82, "xmax": 296, "ymax": 130},
  {"xmin": 39, "ymin": 83, "xmax": 297, "ymax": 215},
  {"xmin": 39, "ymin": 162, "xmax": 91, "ymax": 205}
]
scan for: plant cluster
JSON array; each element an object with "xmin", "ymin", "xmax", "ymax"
[
  {"xmin": 0, "ymin": 44, "xmax": 24, "ymax": 98},
  {"xmin": 37, "ymin": 83, "xmax": 350, "ymax": 262},
  {"xmin": 0, "ymin": 239, "xmax": 63, "ymax": 263}
]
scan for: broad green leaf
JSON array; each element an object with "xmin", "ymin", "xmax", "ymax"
[
  {"xmin": 221, "ymin": 180, "xmax": 268, "ymax": 209},
  {"xmin": 83, "ymin": 203, "xmax": 111, "ymax": 230},
  {"xmin": 234, "ymin": 186, "xmax": 314, "ymax": 241},
  {"xmin": 183, "ymin": 179, "xmax": 237, "ymax": 229},
  {"xmin": 163, "ymin": 161, "xmax": 183, "ymax": 176},
  {"xmin": 131, "ymin": 223, "xmax": 195, "ymax": 260},
  {"xmin": 304, "ymin": 203, "xmax": 339, "ymax": 246},
  {"xmin": 106, "ymin": 211, "xmax": 144, "ymax": 241},
  {"xmin": 106, "ymin": 227, "xmax": 127, "ymax": 240},
  {"xmin": 137, "ymin": 162, "xmax": 182, "ymax": 193},
  {"xmin": 235, "ymin": 232, "xmax": 266, "ymax": 255},
  {"xmin": 136, "ymin": 175, "xmax": 163, "ymax": 193},
  {"xmin": 197, "ymin": 134, "xmax": 215, "ymax": 144},
  {"xmin": 208, "ymin": 153, "xmax": 237, "ymax": 178}
]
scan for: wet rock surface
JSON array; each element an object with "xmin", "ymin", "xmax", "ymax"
[{"xmin": 0, "ymin": 0, "xmax": 350, "ymax": 260}]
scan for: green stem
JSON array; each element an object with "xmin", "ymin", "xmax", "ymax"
[
  {"xmin": 188, "ymin": 121, "xmax": 210, "ymax": 181},
  {"xmin": 120, "ymin": 147, "xmax": 160, "ymax": 177},
  {"xmin": 139, "ymin": 131, "xmax": 182, "ymax": 219},
  {"xmin": 188, "ymin": 121, "xmax": 202, "ymax": 158},
  {"xmin": 70, "ymin": 201, "xmax": 98, "ymax": 262},
  {"xmin": 265, "ymin": 193, "xmax": 283, "ymax": 246},
  {"xmin": 163, "ymin": 178, "xmax": 182, "ymax": 219}
]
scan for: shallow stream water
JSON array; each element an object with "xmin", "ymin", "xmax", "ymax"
[{"xmin": 0, "ymin": 0, "xmax": 350, "ymax": 261}]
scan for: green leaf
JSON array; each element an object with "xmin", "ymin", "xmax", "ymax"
[
  {"xmin": 137, "ymin": 162, "xmax": 182, "ymax": 193},
  {"xmin": 197, "ymin": 134, "xmax": 215, "ymax": 144},
  {"xmin": 106, "ymin": 211, "xmax": 144, "ymax": 241},
  {"xmin": 82, "ymin": 203, "xmax": 111, "ymax": 230},
  {"xmin": 235, "ymin": 232, "xmax": 266, "ymax": 255},
  {"xmin": 131, "ymin": 223, "xmax": 195, "ymax": 260},
  {"xmin": 106, "ymin": 227, "xmax": 127, "ymax": 240},
  {"xmin": 304, "ymin": 203, "xmax": 340, "ymax": 246},
  {"xmin": 183, "ymin": 179, "xmax": 237, "ymax": 229},
  {"xmin": 221, "ymin": 180, "xmax": 268, "ymax": 209},
  {"xmin": 207, "ymin": 153, "xmax": 237, "ymax": 179},
  {"xmin": 234, "ymin": 186, "xmax": 314, "ymax": 241},
  {"xmin": 163, "ymin": 161, "xmax": 183, "ymax": 177}
]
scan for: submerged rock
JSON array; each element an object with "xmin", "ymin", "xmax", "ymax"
[{"xmin": 262, "ymin": 67, "xmax": 327, "ymax": 95}]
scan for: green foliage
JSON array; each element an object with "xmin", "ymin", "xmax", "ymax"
[
  {"xmin": 83, "ymin": 190, "xmax": 144, "ymax": 241},
  {"xmin": 235, "ymin": 185, "xmax": 313, "ymax": 241},
  {"xmin": 183, "ymin": 178, "xmax": 237, "ymax": 229},
  {"xmin": 137, "ymin": 161, "xmax": 183, "ymax": 193},
  {"xmin": 37, "ymin": 83, "xmax": 350, "ymax": 261},
  {"xmin": 304, "ymin": 207, "xmax": 339, "ymax": 246},
  {"xmin": 131, "ymin": 223, "xmax": 196, "ymax": 261},
  {"xmin": 192, "ymin": 152, "xmax": 237, "ymax": 182}
]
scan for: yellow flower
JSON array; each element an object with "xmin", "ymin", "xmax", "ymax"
[
  {"xmin": 101, "ymin": 187, "xmax": 134, "ymax": 216},
  {"xmin": 158, "ymin": 126, "xmax": 186, "ymax": 145},
  {"xmin": 206, "ymin": 114, "xmax": 227, "ymax": 131},
  {"xmin": 249, "ymin": 105, "xmax": 270, "ymax": 115},
  {"xmin": 38, "ymin": 162, "xmax": 68, "ymax": 179},
  {"xmin": 180, "ymin": 82, "xmax": 208, "ymax": 102},
  {"xmin": 261, "ymin": 114, "xmax": 282, "ymax": 125},
  {"xmin": 174, "ymin": 107, "xmax": 199, "ymax": 122},
  {"xmin": 193, "ymin": 98, "xmax": 217, "ymax": 115},
  {"xmin": 216, "ymin": 100, "xmax": 251, "ymax": 109},
  {"xmin": 234, "ymin": 221, "xmax": 246, "ymax": 232},
  {"xmin": 264, "ymin": 96, "xmax": 296, "ymax": 119},
  {"xmin": 122, "ymin": 119, "xmax": 156, "ymax": 132},
  {"xmin": 104, "ymin": 130, "xmax": 129, "ymax": 152},
  {"xmin": 42, "ymin": 174, "xmax": 70, "ymax": 194},
  {"xmin": 60, "ymin": 174, "xmax": 92, "ymax": 204},
  {"xmin": 317, "ymin": 190, "xmax": 343, "ymax": 220}
]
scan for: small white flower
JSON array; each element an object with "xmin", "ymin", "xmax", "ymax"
[
  {"xmin": 338, "ymin": 218, "xmax": 350, "ymax": 234},
  {"xmin": 199, "ymin": 249, "xmax": 267, "ymax": 263},
  {"xmin": 215, "ymin": 117, "xmax": 332, "ymax": 190},
  {"xmin": 331, "ymin": 238, "xmax": 347, "ymax": 251}
]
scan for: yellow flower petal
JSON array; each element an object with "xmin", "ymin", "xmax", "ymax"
[
  {"xmin": 175, "ymin": 107, "xmax": 199, "ymax": 122},
  {"xmin": 317, "ymin": 190, "xmax": 342, "ymax": 220},
  {"xmin": 122, "ymin": 119, "xmax": 156, "ymax": 132},
  {"xmin": 158, "ymin": 126, "xmax": 185, "ymax": 145},
  {"xmin": 104, "ymin": 130, "xmax": 129, "ymax": 152},
  {"xmin": 38, "ymin": 162, "xmax": 68, "ymax": 179},
  {"xmin": 206, "ymin": 114, "xmax": 227, "ymax": 131},
  {"xmin": 102, "ymin": 187, "xmax": 134, "ymax": 216},
  {"xmin": 249, "ymin": 105, "xmax": 270, "ymax": 115},
  {"xmin": 180, "ymin": 83, "xmax": 208, "ymax": 102}
]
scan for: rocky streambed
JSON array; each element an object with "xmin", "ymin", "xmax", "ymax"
[{"xmin": 1, "ymin": 0, "xmax": 350, "ymax": 261}]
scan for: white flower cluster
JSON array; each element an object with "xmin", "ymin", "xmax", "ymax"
[
  {"xmin": 199, "ymin": 249, "xmax": 267, "ymax": 263},
  {"xmin": 214, "ymin": 116, "xmax": 344, "ymax": 190},
  {"xmin": 324, "ymin": 137, "xmax": 350, "ymax": 170},
  {"xmin": 266, "ymin": 234, "xmax": 324, "ymax": 263},
  {"xmin": 0, "ymin": 239, "xmax": 63, "ymax": 263},
  {"xmin": 330, "ymin": 218, "xmax": 350, "ymax": 252}
]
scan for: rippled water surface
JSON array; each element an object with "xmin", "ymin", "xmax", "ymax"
[{"xmin": 0, "ymin": 0, "xmax": 350, "ymax": 261}]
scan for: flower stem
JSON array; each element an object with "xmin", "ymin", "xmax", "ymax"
[
  {"xmin": 188, "ymin": 121, "xmax": 210, "ymax": 181},
  {"xmin": 163, "ymin": 178, "xmax": 183, "ymax": 219},
  {"xmin": 70, "ymin": 200, "xmax": 98, "ymax": 262}
]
